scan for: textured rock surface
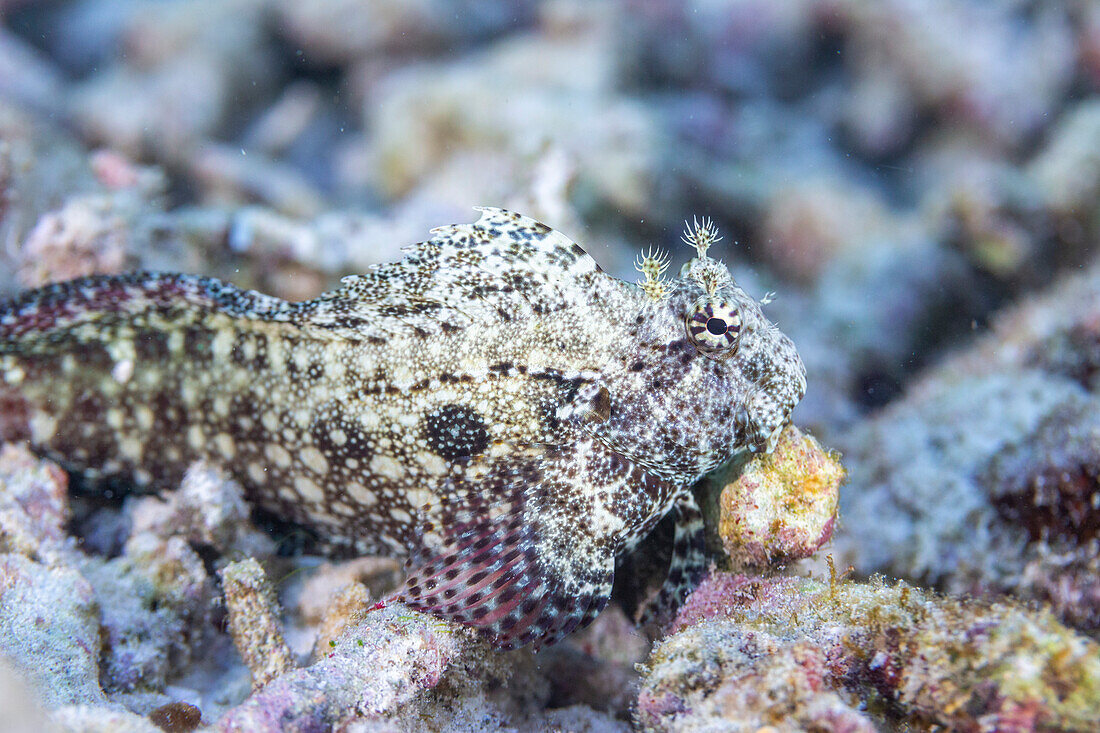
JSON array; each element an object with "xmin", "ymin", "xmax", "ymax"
[
  {"xmin": 219, "ymin": 558, "xmax": 295, "ymax": 691},
  {"xmin": 128, "ymin": 462, "xmax": 276, "ymax": 558},
  {"xmin": 0, "ymin": 443, "xmax": 71, "ymax": 560},
  {"xmin": 715, "ymin": 424, "xmax": 842, "ymax": 569},
  {"xmin": 217, "ymin": 601, "xmax": 509, "ymax": 730},
  {"xmin": 836, "ymin": 261, "xmax": 1100, "ymax": 632},
  {"xmin": 0, "ymin": 553, "xmax": 104, "ymax": 708},
  {"xmin": 639, "ymin": 572, "xmax": 1100, "ymax": 732},
  {"xmin": 82, "ymin": 535, "xmax": 213, "ymax": 696}
]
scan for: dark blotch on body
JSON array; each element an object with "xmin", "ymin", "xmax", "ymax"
[
  {"xmin": 183, "ymin": 329, "xmax": 214, "ymax": 364},
  {"xmin": 421, "ymin": 403, "xmax": 490, "ymax": 461},
  {"xmin": 135, "ymin": 332, "xmax": 170, "ymax": 362}
]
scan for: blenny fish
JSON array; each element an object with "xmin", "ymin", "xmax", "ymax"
[{"xmin": 0, "ymin": 208, "xmax": 805, "ymax": 649}]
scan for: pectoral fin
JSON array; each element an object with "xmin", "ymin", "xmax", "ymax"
[{"xmin": 399, "ymin": 450, "xmax": 614, "ymax": 650}]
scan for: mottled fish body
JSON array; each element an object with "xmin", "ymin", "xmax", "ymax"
[{"xmin": 0, "ymin": 208, "xmax": 805, "ymax": 648}]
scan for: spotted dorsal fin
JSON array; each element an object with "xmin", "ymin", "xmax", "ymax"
[{"xmin": 296, "ymin": 208, "xmax": 608, "ymax": 338}]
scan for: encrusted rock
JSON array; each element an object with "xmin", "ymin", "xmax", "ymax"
[
  {"xmin": 717, "ymin": 425, "xmax": 842, "ymax": 569},
  {"xmin": 640, "ymin": 624, "xmax": 875, "ymax": 733},
  {"xmin": 217, "ymin": 601, "xmax": 479, "ymax": 730},
  {"xmin": 836, "ymin": 261, "xmax": 1100, "ymax": 632},
  {"xmin": 82, "ymin": 534, "xmax": 213, "ymax": 694},
  {"xmin": 219, "ymin": 558, "xmax": 295, "ymax": 691},
  {"xmin": 17, "ymin": 194, "xmax": 133, "ymax": 288},
  {"xmin": 0, "ymin": 444, "xmax": 71, "ymax": 561},
  {"xmin": 0, "ymin": 553, "xmax": 104, "ymax": 708},
  {"xmin": 128, "ymin": 462, "xmax": 275, "ymax": 558},
  {"xmin": 295, "ymin": 556, "xmax": 402, "ymax": 629},
  {"xmin": 639, "ymin": 571, "xmax": 1100, "ymax": 732},
  {"xmin": 309, "ymin": 581, "xmax": 370, "ymax": 661}
]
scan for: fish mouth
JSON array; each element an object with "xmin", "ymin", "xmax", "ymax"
[
  {"xmin": 739, "ymin": 394, "xmax": 800, "ymax": 451},
  {"xmin": 745, "ymin": 422, "xmax": 787, "ymax": 454},
  {"xmin": 730, "ymin": 405, "xmax": 772, "ymax": 455}
]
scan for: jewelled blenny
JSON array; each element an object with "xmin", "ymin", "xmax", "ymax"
[{"xmin": 0, "ymin": 208, "xmax": 805, "ymax": 649}]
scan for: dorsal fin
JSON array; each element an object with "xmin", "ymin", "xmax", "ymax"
[
  {"xmin": 0, "ymin": 272, "xmax": 298, "ymax": 343},
  {"xmin": 295, "ymin": 208, "xmax": 607, "ymax": 338}
]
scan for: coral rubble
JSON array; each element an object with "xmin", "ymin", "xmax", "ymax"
[
  {"xmin": 219, "ymin": 558, "xmax": 295, "ymax": 691},
  {"xmin": 639, "ymin": 572, "xmax": 1100, "ymax": 732},
  {"xmin": 714, "ymin": 425, "xmax": 842, "ymax": 570},
  {"xmin": 837, "ymin": 262, "xmax": 1100, "ymax": 633}
]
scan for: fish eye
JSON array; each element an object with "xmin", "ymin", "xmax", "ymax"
[{"xmin": 686, "ymin": 298, "xmax": 742, "ymax": 356}]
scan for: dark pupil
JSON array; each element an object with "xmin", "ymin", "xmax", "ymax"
[{"xmin": 705, "ymin": 317, "xmax": 727, "ymax": 336}]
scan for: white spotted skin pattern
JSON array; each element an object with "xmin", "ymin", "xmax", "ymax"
[{"xmin": 0, "ymin": 208, "xmax": 805, "ymax": 649}]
